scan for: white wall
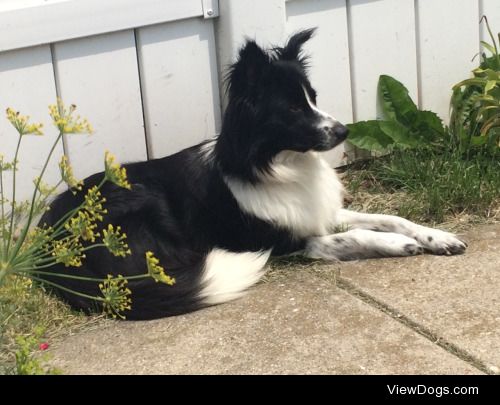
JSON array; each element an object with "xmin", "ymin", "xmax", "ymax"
[{"xmin": 0, "ymin": 0, "xmax": 496, "ymax": 199}]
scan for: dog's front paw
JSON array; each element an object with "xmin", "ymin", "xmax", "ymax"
[
  {"xmin": 373, "ymin": 232, "xmax": 424, "ymax": 257},
  {"xmin": 414, "ymin": 228, "xmax": 467, "ymax": 255}
]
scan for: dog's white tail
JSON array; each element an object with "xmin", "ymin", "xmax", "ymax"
[{"xmin": 198, "ymin": 249, "xmax": 271, "ymax": 305}]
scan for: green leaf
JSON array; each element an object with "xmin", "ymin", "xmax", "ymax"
[
  {"xmin": 480, "ymin": 53, "xmax": 500, "ymax": 71},
  {"xmin": 483, "ymin": 69, "xmax": 500, "ymax": 81},
  {"xmin": 473, "ymin": 68, "xmax": 487, "ymax": 74},
  {"xmin": 485, "ymin": 80, "xmax": 497, "ymax": 93},
  {"xmin": 379, "ymin": 120, "xmax": 421, "ymax": 148},
  {"xmin": 481, "ymin": 116, "xmax": 500, "ymax": 136},
  {"xmin": 453, "ymin": 78, "xmax": 487, "ymax": 90},
  {"xmin": 378, "ymin": 75, "xmax": 418, "ymax": 125},
  {"xmin": 480, "ymin": 41, "xmax": 497, "ymax": 56},
  {"xmin": 489, "ymin": 86, "xmax": 500, "ymax": 100},
  {"xmin": 346, "ymin": 121, "xmax": 394, "ymax": 151},
  {"xmin": 477, "ymin": 105, "xmax": 500, "ymax": 116},
  {"xmin": 470, "ymin": 135, "xmax": 488, "ymax": 146},
  {"xmin": 476, "ymin": 94, "xmax": 496, "ymax": 103},
  {"xmin": 412, "ymin": 110, "xmax": 445, "ymax": 140}
]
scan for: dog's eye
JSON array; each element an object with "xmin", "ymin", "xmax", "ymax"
[{"xmin": 289, "ymin": 105, "xmax": 302, "ymax": 113}]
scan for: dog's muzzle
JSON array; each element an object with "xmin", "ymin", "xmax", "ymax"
[{"xmin": 317, "ymin": 122, "xmax": 349, "ymax": 151}]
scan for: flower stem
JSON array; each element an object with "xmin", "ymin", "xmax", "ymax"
[
  {"xmin": 0, "ymin": 167, "xmax": 6, "ymax": 256},
  {"xmin": 9, "ymin": 131, "xmax": 63, "ymax": 261},
  {"xmin": 6, "ymin": 134, "xmax": 23, "ymax": 254},
  {"xmin": 26, "ymin": 273, "xmax": 105, "ymax": 302},
  {"xmin": 32, "ymin": 179, "xmax": 63, "ymax": 218},
  {"xmin": 50, "ymin": 177, "xmax": 106, "ymax": 235},
  {"xmin": 18, "ymin": 242, "xmax": 107, "ymax": 268},
  {"xmin": 81, "ymin": 243, "xmax": 107, "ymax": 252},
  {"xmin": 18, "ymin": 268, "xmax": 149, "ymax": 282}
]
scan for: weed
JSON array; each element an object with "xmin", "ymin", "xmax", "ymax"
[{"xmin": 0, "ymin": 275, "xmax": 103, "ymax": 373}]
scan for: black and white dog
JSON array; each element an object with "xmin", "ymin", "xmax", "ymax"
[{"xmin": 41, "ymin": 29, "xmax": 466, "ymax": 320}]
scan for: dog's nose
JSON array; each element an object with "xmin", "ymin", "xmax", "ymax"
[
  {"xmin": 322, "ymin": 123, "xmax": 349, "ymax": 140},
  {"xmin": 316, "ymin": 121, "xmax": 349, "ymax": 151},
  {"xmin": 333, "ymin": 124, "xmax": 349, "ymax": 140}
]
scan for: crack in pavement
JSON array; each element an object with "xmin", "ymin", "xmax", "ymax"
[{"xmin": 335, "ymin": 276, "xmax": 493, "ymax": 375}]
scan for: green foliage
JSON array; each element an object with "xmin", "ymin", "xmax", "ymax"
[
  {"xmin": 450, "ymin": 17, "xmax": 500, "ymax": 156},
  {"xmin": 348, "ymin": 18, "xmax": 499, "ymax": 157},
  {"xmin": 12, "ymin": 327, "xmax": 61, "ymax": 375},
  {"xmin": 347, "ymin": 75, "xmax": 445, "ymax": 151},
  {"xmin": 346, "ymin": 120, "xmax": 393, "ymax": 151},
  {"xmin": 0, "ymin": 274, "xmax": 96, "ymax": 374}
]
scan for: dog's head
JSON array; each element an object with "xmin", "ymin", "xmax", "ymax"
[{"xmin": 224, "ymin": 28, "xmax": 348, "ymax": 157}]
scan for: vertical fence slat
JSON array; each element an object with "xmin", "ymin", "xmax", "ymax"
[
  {"xmin": 53, "ymin": 30, "xmax": 147, "ymax": 180},
  {"xmin": 0, "ymin": 45, "xmax": 62, "ymax": 201},
  {"xmin": 286, "ymin": 0, "xmax": 353, "ymax": 166},
  {"xmin": 348, "ymin": 0, "xmax": 418, "ymax": 121},
  {"xmin": 417, "ymin": 0, "xmax": 480, "ymax": 122},
  {"xmin": 137, "ymin": 18, "xmax": 222, "ymax": 159}
]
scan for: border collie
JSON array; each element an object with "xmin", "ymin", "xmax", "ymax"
[{"xmin": 40, "ymin": 29, "xmax": 466, "ymax": 320}]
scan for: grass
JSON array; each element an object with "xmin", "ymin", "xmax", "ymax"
[
  {"xmin": 343, "ymin": 147, "xmax": 500, "ymax": 226},
  {"xmin": 0, "ymin": 276, "xmax": 104, "ymax": 374}
]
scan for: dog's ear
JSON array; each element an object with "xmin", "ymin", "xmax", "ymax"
[
  {"xmin": 276, "ymin": 28, "xmax": 316, "ymax": 64},
  {"xmin": 226, "ymin": 40, "xmax": 270, "ymax": 98}
]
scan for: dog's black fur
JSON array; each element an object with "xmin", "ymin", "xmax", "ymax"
[{"xmin": 39, "ymin": 29, "xmax": 349, "ymax": 319}]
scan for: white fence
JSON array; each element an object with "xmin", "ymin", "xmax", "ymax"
[{"xmin": 0, "ymin": 0, "xmax": 499, "ymax": 200}]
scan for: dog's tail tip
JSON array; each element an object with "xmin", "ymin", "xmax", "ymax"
[{"xmin": 198, "ymin": 248, "xmax": 271, "ymax": 305}]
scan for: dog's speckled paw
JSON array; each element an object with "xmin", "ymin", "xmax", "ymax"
[{"xmin": 414, "ymin": 228, "xmax": 467, "ymax": 256}]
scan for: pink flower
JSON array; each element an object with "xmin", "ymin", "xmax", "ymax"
[{"xmin": 39, "ymin": 342, "xmax": 49, "ymax": 351}]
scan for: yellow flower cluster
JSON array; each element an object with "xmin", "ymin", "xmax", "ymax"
[
  {"xmin": 64, "ymin": 211, "xmax": 99, "ymax": 243},
  {"xmin": 59, "ymin": 156, "xmax": 83, "ymax": 192},
  {"xmin": 6, "ymin": 107, "xmax": 44, "ymax": 136},
  {"xmin": 145, "ymin": 251, "xmax": 175, "ymax": 285},
  {"xmin": 102, "ymin": 224, "xmax": 131, "ymax": 258},
  {"xmin": 99, "ymin": 274, "xmax": 132, "ymax": 319},
  {"xmin": 24, "ymin": 226, "xmax": 53, "ymax": 250},
  {"xmin": 104, "ymin": 151, "xmax": 131, "ymax": 190},
  {"xmin": 48, "ymin": 99, "xmax": 93, "ymax": 134},
  {"xmin": 51, "ymin": 238, "xmax": 85, "ymax": 267},
  {"xmin": 83, "ymin": 186, "xmax": 107, "ymax": 222}
]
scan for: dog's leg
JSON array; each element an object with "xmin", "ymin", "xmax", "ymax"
[
  {"xmin": 305, "ymin": 229, "xmax": 423, "ymax": 261},
  {"xmin": 334, "ymin": 209, "xmax": 467, "ymax": 255}
]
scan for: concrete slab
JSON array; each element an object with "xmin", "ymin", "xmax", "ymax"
[
  {"xmin": 48, "ymin": 272, "xmax": 479, "ymax": 374},
  {"xmin": 339, "ymin": 224, "xmax": 500, "ymax": 374}
]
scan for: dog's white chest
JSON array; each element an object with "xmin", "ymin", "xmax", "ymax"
[{"xmin": 225, "ymin": 152, "xmax": 343, "ymax": 237}]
